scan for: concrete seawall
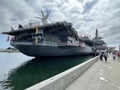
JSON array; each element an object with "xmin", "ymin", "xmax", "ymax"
[{"xmin": 26, "ymin": 56, "xmax": 99, "ymax": 90}]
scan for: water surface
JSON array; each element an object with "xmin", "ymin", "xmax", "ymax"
[{"xmin": 0, "ymin": 53, "xmax": 93, "ymax": 90}]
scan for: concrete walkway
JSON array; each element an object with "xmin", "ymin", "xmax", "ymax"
[{"xmin": 65, "ymin": 55, "xmax": 120, "ymax": 90}]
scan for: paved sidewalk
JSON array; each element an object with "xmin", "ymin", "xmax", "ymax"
[{"xmin": 65, "ymin": 55, "xmax": 120, "ymax": 90}]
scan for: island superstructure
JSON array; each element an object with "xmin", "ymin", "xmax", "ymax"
[
  {"xmin": 2, "ymin": 21, "xmax": 92, "ymax": 57},
  {"xmin": 92, "ymin": 29, "xmax": 107, "ymax": 52}
]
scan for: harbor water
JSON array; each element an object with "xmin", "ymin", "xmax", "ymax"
[{"xmin": 0, "ymin": 52, "xmax": 94, "ymax": 90}]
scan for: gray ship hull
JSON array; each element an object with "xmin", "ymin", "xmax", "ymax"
[{"xmin": 11, "ymin": 42, "xmax": 92, "ymax": 57}]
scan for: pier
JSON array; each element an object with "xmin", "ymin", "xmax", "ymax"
[
  {"xmin": 65, "ymin": 55, "xmax": 120, "ymax": 90},
  {"xmin": 26, "ymin": 55, "xmax": 120, "ymax": 90}
]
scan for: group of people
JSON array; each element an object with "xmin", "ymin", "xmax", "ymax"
[
  {"xmin": 112, "ymin": 52, "xmax": 116, "ymax": 60},
  {"xmin": 100, "ymin": 52, "xmax": 108, "ymax": 62},
  {"xmin": 99, "ymin": 51, "xmax": 116, "ymax": 62}
]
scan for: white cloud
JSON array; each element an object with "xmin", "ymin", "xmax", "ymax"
[{"xmin": 0, "ymin": 0, "xmax": 120, "ymax": 47}]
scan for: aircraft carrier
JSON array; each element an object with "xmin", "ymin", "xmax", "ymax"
[{"xmin": 2, "ymin": 21, "xmax": 92, "ymax": 57}]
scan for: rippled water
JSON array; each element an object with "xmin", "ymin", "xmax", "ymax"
[{"xmin": 0, "ymin": 53, "xmax": 93, "ymax": 90}]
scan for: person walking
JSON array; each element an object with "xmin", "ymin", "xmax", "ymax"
[
  {"xmin": 100, "ymin": 52, "xmax": 104, "ymax": 61},
  {"xmin": 112, "ymin": 52, "xmax": 116, "ymax": 60},
  {"xmin": 104, "ymin": 52, "xmax": 108, "ymax": 62}
]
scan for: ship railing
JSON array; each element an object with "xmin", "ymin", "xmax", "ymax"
[
  {"xmin": 58, "ymin": 42, "xmax": 67, "ymax": 46},
  {"xmin": 10, "ymin": 37, "xmax": 35, "ymax": 43},
  {"xmin": 58, "ymin": 42, "xmax": 81, "ymax": 46},
  {"xmin": 10, "ymin": 41, "xmax": 32, "ymax": 45},
  {"xmin": 58, "ymin": 42, "xmax": 91, "ymax": 47},
  {"xmin": 11, "ymin": 40, "xmax": 58, "ymax": 46},
  {"xmin": 11, "ymin": 40, "xmax": 31, "ymax": 43},
  {"xmin": 42, "ymin": 41, "xmax": 58, "ymax": 46}
]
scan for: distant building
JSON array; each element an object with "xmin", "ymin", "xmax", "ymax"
[
  {"xmin": 107, "ymin": 47, "xmax": 116, "ymax": 52},
  {"xmin": 119, "ymin": 45, "xmax": 120, "ymax": 51}
]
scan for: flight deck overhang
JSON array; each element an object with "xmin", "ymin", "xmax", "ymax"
[{"xmin": 2, "ymin": 21, "xmax": 79, "ymax": 39}]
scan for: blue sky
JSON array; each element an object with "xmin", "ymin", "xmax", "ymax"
[
  {"xmin": 0, "ymin": 0, "xmax": 120, "ymax": 49},
  {"xmin": 0, "ymin": 34, "xmax": 10, "ymax": 49}
]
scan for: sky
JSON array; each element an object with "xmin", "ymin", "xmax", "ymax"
[{"xmin": 0, "ymin": 0, "xmax": 120, "ymax": 49}]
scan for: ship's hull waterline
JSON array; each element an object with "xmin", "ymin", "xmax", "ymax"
[{"xmin": 12, "ymin": 42, "xmax": 92, "ymax": 57}]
